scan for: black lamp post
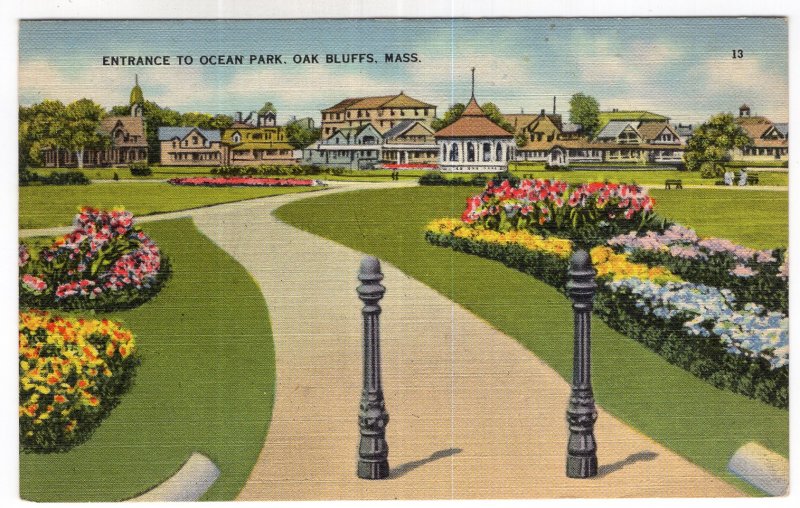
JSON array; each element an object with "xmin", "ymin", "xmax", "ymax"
[
  {"xmin": 565, "ymin": 249, "xmax": 598, "ymax": 478},
  {"xmin": 356, "ymin": 256, "xmax": 390, "ymax": 479}
]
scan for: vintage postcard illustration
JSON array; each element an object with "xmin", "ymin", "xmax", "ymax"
[{"xmin": 17, "ymin": 17, "xmax": 789, "ymax": 501}]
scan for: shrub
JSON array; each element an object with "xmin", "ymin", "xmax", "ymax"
[
  {"xmin": 19, "ymin": 310, "xmax": 140, "ymax": 453},
  {"xmin": 39, "ymin": 171, "xmax": 91, "ymax": 186},
  {"xmin": 19, "ymin": 208, "xmax": 169, "ymax": 312},
  {"xmin": 419, "ymin": 172, "xmax": 447, "ymax": 186},
  {"xmin": 462, "ymin": 178, "xmax": 668, "ymax": 247},
  {"xmin": 425, "ymin": 220, "xmax": 788, "ymax": 409},
  {"xmin": 128, "ymin": 162, "xmax": 152, "ymax": 177},
  {"xmin": 19, "ymin": 168, "xmax": 39, "ymax": 186}
]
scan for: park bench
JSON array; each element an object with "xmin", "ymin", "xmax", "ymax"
[
  {"xmin": 747, "ymin": 173, "xmax": 759, "ymax": 185},
  {"xmin": 664, "ymin": 179, "xmax": 683, "ymax": 190}
]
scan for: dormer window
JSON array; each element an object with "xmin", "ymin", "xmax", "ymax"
[
  {"xmin": 232, "ymin": 132, "xmax": 242, "ymax": 143},
  {"xmin": 192, "ymin": 136, "xmax": 199, "ymax": 145}
]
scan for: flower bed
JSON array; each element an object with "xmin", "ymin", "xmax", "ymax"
[
  {"xmin": 19, "ymin": 310, "xmax": 139, "ymax": 453},
  {"xmin": 425, "ymin": 180, "xmax": 789, "ymax": 408},
  {"xmin": 607, "ymin": 226, "xmax": 788, "ymax": 313},
  {"xmin": 167, "ymin": 176, "xmax": 318, "ymax": 187},
  {"xmin": 461, "ymin": 178, "xmax": 668, "ymax": 245},
  {"xmin": 19, "ymin": 208, "xmax": 169, "ymax": 311}
]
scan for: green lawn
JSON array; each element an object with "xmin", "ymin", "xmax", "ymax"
[
  {"xmin": 19, "ymin": 218, "xmax": 275, "ymax": 501},
  {"xmin": 19, "ymin": 182, "xmax": 322, "ymax": 229},
  {"xmin": 650, "ymin": 189, "xmax": 788, "ymax": 249},
  {"xmin": 275, "ymin": 186, "xmax": 788, "ymax": 496},
  {"xmin": 509, "ymin": 169, "xmax": 788, "ymax": 187}
]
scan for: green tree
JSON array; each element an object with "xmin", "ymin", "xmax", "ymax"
[
  {"xmin": 480, "ymin": 102, "xmax": 515, "ymax": 133},
  {"xmin": 569, "ymin": 93, "xmax": 600, "ymax": 138},
  {"xmin": 19, "ymin": 100, "xmax": 67, "ymax": 168},
  {"xmin": 258, "ymin": 102, "xmax": 277, "ymax": 116},
  {"xmin": 514, "ymin": 130, "xmax": 528, "ymax": 148},
  {"xmin": 62, "ymin": 99, "xmax": 109, "ymax": 169},
  {"xmin": 285, "ymin": 120, "xmax": 321, "ymax": 149},
  {"xmin": 431, "ymin": 103, "xmax": 465, "ymax": 131},
  {"xmin": 684, "ymin": 113, "xmax": 751, "ymax": 177}
]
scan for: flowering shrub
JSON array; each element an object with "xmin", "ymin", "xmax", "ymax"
[
  {"xmin": 590, "ymin": 246, "xmax": 682, "ymax": 284},
  {"xmin": 19, "ymin": 310, "xmax": 139, "ymax": 453},
  {"xmin": 425, "ymin": 217, "xmax": 789, "ymax": 408},
  {"xmin": 167, "ymin": 176, "xmax": 317, "ymax": 187},
  {"xmin": 19, "ymin": 208, "xmax": 169, "ymax": 311},
  {"xmin": 461, "ymin": 179, "xmax": 666, "ymax": 245},
  {"xmin": 607, "ymin": 278, "xmax": 788, "ymax": 368},
  {"xmin": 607, "ymin": 225, "xmax": 787, "ymax": 313}
]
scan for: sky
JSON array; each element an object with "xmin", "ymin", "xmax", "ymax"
[{"xmin": 18, "ymin": 18, "xmax": 789, "ymax": 125}]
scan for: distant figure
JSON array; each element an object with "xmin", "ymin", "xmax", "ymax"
[
  {"xmin": 739, "ymin": 169, "xmax": 748, "ymax": 187},
  {"xmin": 723, "ymin": 170, "xmax": 734, "ymax": 186}
]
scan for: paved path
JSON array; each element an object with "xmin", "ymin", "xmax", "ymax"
[{"xmin": 19, "ymin": 181, "xmax": 743, "ymax": 499}]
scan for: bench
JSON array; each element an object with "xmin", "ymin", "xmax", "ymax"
[
  {"xmin": 747, "ymin": 173, "xmax": 759, "ymax": 185},
  {"xmin": 664, "ymin": 179, "xmax": 683, "ymax": 190}
]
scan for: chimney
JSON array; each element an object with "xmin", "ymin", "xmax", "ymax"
[
  {"xmin": 541, "ymin": 109, "xmax": 546, "ymax": 115},
  {"xmin": 235, "ymin": 112, "xmax": 242, "ymax": 122},
  {"xmin": 553, "ymin": 96, "xmax": 556, "ymax": 115}
]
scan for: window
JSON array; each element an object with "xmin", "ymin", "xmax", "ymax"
[
  {"xmin": 172, "ymin": 141, "xmax": 176, "ymax": 148},
  {"xmin": 450, "ymin": 143, "xmax": 459, "ymax": 161},
  {"xmin": 496, "ymin": 143, "xmax": 502, "ymax": 161},
  {"xmin": 467, "ymin": 142, "xmax": 475, "ymax": 162},
  {"xmin": 483, "ymin": 142, "xmax": 491, "ymax": 162},
  {"xmin": 357, "ymin": 110, "xmax": 362, "ymax": 118},
  {"xmin": 442, "ymin": 144, "xmax": 447, "ymax": 160}
]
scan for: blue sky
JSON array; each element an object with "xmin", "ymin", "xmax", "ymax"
[{"xmin": 19, "ymin": 18, "xmax": 788, "ymax": 124}]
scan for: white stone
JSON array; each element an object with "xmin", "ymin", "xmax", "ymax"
[
  {"xmin": 130, "ymin": 452, "xmax": 221, "ymax": 502},
  {"xmin": 727, "ymin": 442, "xmax": 788, "ymax": 496}
]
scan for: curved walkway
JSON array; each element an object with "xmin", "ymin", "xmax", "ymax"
[{"xmin": 19, "ymin": 181, "xmax": 743, "ymax": 499}]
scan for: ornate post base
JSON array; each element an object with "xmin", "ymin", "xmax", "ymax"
[
  {"xmin": 357, "ymin": 398, "xmax": 390, "ymax": 479},
  {"xmin": 566, "ymin": 387, "xmax": 598, "ymax": 478}
]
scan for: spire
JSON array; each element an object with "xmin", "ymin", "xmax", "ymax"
[
  {"xmin": 135, "ymin": 73, "xmax": 139, "ymax": 86},
  {"xmin": 471, "ymin": 67, "xmax": 475, "ymax": 98},
  {"xmin": 129, "ymin": 74, "xmax": 144, "ymax": 107}
]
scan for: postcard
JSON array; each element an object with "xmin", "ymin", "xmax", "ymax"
[{"xmin": 16, "ymin": 16, "xmax": 789, "ymax": 501}]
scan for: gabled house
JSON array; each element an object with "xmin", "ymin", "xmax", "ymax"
[
  {"xmin": 41, "ymin": 77, "xmax": 148, "ymax": 167},
  {"xmin": 159, "ymin": 127, "xmax": 224, "ymax": 166},
  {"xmin": 381, "ymin": 120, "xmax": 439, "ymax": 167},
  {"xmin": 220, "ymin": 112, "xmax": 297, "ymax": 166},
  {"xmin": 320, "ymin": 92, "xmax": 436, "ymax": 139},
  {"xmin": 636, "ymin": 122, "xmax": 684, "ymax": 163},
  {"xmin": 732, "ymin": 107, "xmax": 789, "ymax": 161},
  {"xmin": 302, "ymin": 123, "xmax": 384, "ymax": 169}
]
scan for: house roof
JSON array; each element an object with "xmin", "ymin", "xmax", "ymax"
[
  {"xmin": 735, "ymin": 116, "xmax": 774, "ymax": 139},
  {"xmin": 597, "ymin": 110, "xmax": 668, "ymax": 130},
  {"xmin": 636, "ymin": 122, "xmax": 680, "ymax": 142},
  {"xmin": 502, "ymin": 114, "xmax": 538, "ymax": 133},
  {"xmin": 774, "ymin": 123, "xmax": 789, "ymax": 137},
  {"xmin": 596, "ymin": 121, "xmax": 639, "ymax": 139},
  {"xmin": 673, "ymin": 124, "xmax": 694, "ymax": 137},
  {"xmin": 561, "ymin": 123, "xmax": 581, "ymax": 133},
  {"xmin": 517, "ymin": 139, "xmax": 687, "ymax": 151},
  {"xmin": 158, "ymin": 126, "xmax": 221, "ymax": 142},
  {"xmin": 324, "ymin": 123, "xmax": 382, "ymax": 143},
  {"xmin": 100, "ymin": 116, "xmax": 147, "ymax": 147},
  {"xmin": 322, "ymin": 92, "xmax": 434, "ymax": 113},
  {"xmin": 434, "ymin": 97, "xmax": 514, "ymax": 139},
  {"xmin": 382, "ymin": 119, "xmax": 434, "ymax": 140}
]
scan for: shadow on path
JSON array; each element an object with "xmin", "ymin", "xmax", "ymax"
[
  {"xmin": 597, "ymin": 451, "xmax": 658, "ymax": 478},
  {"xmin": 390, "ymin": 448, "xmax": 463, "ymax": 479}
]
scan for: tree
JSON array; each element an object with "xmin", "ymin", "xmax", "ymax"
[
  {"xmin": 480, "ymin": 102, "xmax": 515, "ymax": 133},
  {"xmin": 684, "ymin": 113, "xmax": 750, "ymax": 177},
  {"xmin": 285, "ymin": 120, "xmax": 321, "ymax": 149},
  {"xmin": 258, "ymin": 102, "xmax": 276, "ymax": 116},
  {"xmin": 569, "ymin": 93, "xmax": 600, "ymax": 138},
  {"xmin": 514, "ymin": 130, "xmax": 528, "ymax": 148},
  {"xmin": 430, "ymin": 103, "xmax": 465, "ymax": 131},
  {"xmin": 19, "ymin": 100, "xmax": 66, "ymax": 168},
  {"xmin": 62, "ymin": 99, "xmax": 109, "ymax": 169}
]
